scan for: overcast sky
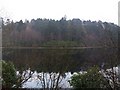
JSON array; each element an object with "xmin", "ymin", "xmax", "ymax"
[{"xmin": 0, "ymin": 0, "xmax": 119, "ymax": 25}]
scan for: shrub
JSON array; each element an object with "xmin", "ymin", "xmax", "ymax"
[
  {"xmin": 69, "ymin": 66, "xmax": 109, "ymax": 88},
  {"xmin": 1, "ymin": 60, "xmax": 17, "ymax": 88}
]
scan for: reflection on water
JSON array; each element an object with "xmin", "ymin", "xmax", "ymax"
[{"xmin": 2, "ymin": 47, "xmax": 119, "ymax": 71}]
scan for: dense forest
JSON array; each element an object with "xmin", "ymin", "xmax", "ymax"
[
  {"xmin": 2, "ymin": 18, "xmax": 120, "ymax": 71},
  {"xmin": 2, "ymin": 17, "xmax": 120, "ymax": 47}
]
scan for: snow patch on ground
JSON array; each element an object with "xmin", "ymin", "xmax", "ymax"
[
  {"xmin": 22, "ymin": 67, "xmax": 119, "ymax": 88},
  {"xmin": 22, "ymin": 72, "xmax": 73, "ymax": 88}
]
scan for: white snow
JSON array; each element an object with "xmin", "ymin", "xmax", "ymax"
[
  {"xmin": 21, "ymin": 67, "xmax": 119, "ymax": 88},
  {"xmin": 22, "ymin": 72, "xmax": 73, "ymax": 88}
]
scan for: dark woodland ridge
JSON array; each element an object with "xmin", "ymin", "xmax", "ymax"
[
  {"xmin": 2, "ymin": 18, "xmax": 120, "ymax": 71},
  {"xmin": 2, "ymin": 18, "xmax": 120, "ymax": 47}
]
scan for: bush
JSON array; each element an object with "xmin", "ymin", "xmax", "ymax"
[
  {"xmin": 1, "ymin": 60, "xmax": 17, "ymax": 88},
  {"xmin": 69, "ymin": 66, "xmax": 109, "ymax": 88}
]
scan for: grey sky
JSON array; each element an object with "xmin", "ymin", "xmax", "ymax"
[{"xmin": 0, "ymin": 0, "xmax": 119, "ymax": 25}]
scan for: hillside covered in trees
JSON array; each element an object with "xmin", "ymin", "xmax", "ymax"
[
  {"xmin": 2, "ymin": 18, "xmax": 120, "ymax": 47},
  {"xmin": 2, "ymin": 18, "xmax": 120, "ymax": 71}
]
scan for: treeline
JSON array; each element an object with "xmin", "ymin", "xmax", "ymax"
[
  {"xmin": 2, "ymin": 18, "xmax": 120, "ymax": 47},
  {"xmin": 2, "ymin": 18, "xmax": 120, "ymax": 71}
]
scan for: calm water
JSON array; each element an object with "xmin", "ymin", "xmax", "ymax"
[{"xmin": 2, "ymin": 47, "xmax": 119, "ymax": 71}]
